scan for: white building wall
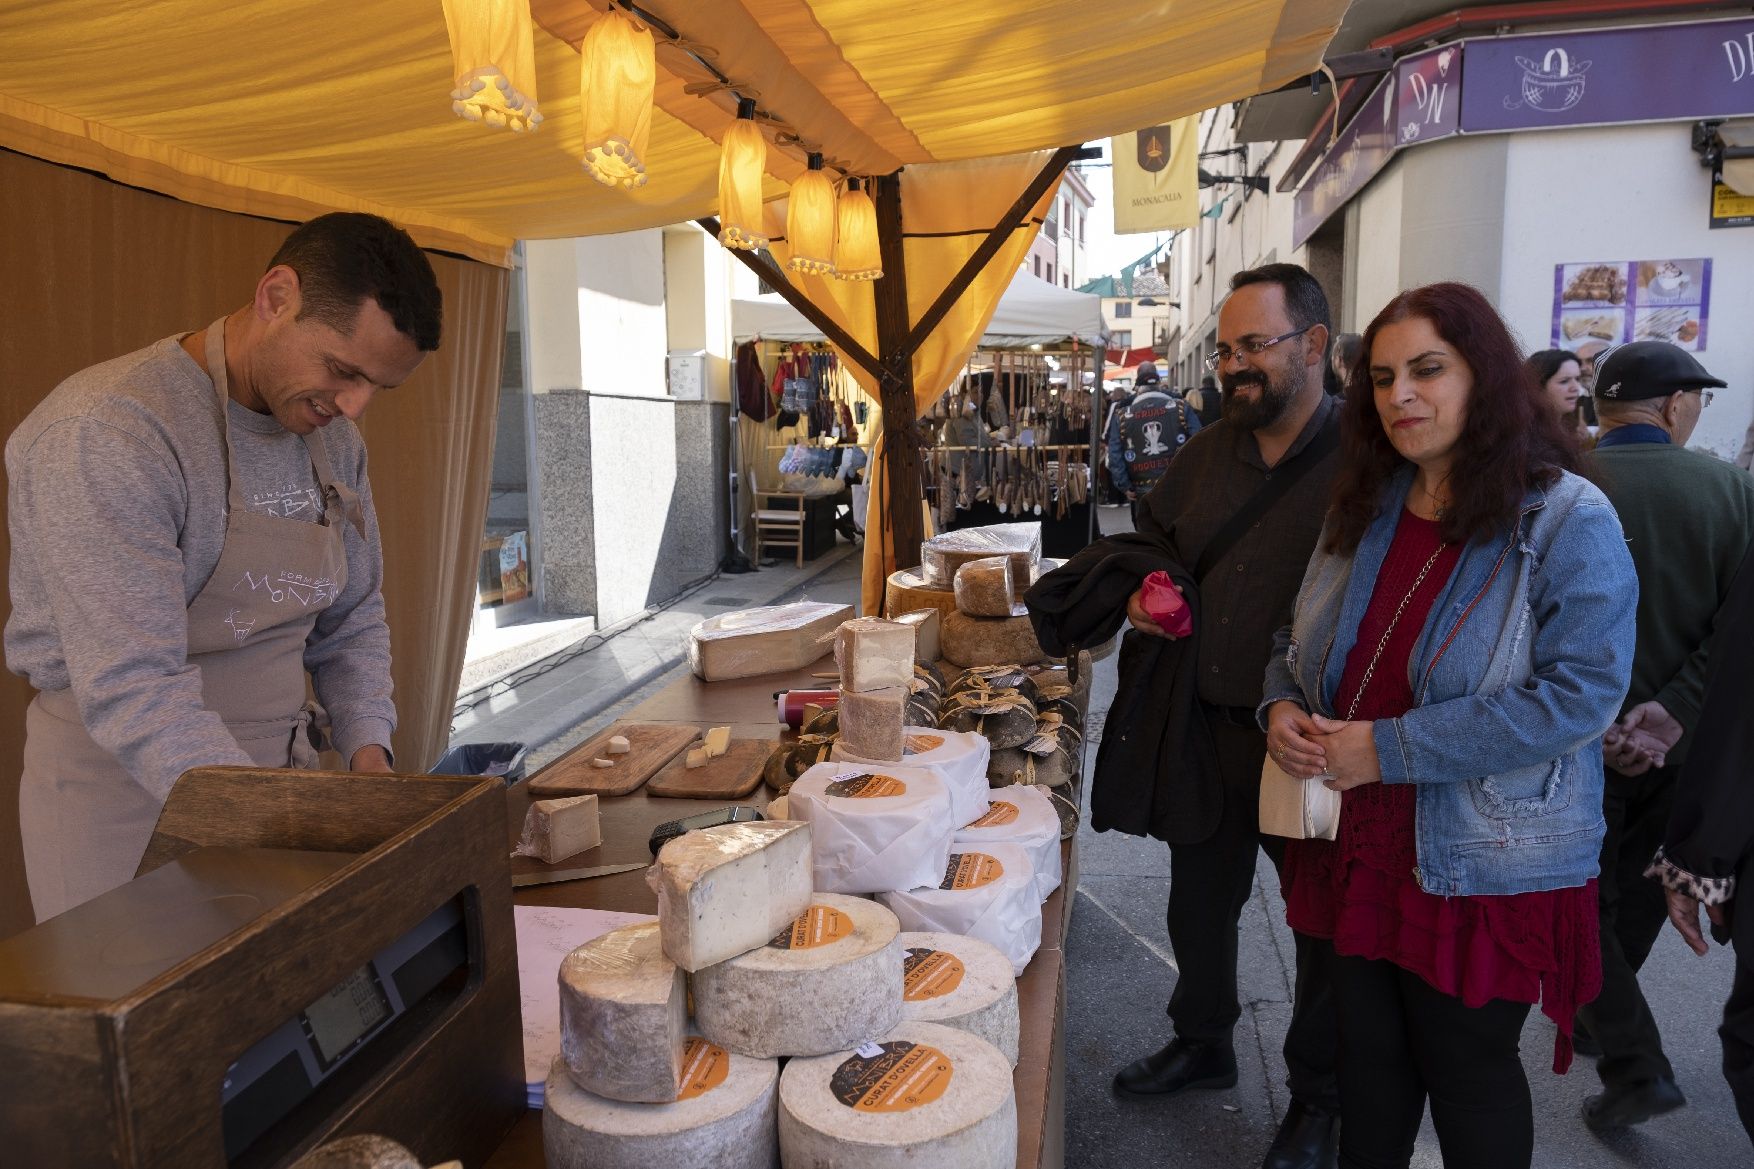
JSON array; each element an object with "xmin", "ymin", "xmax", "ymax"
[{"xmin": 1348, "ymin": 160, "xmax": 1406, "ymax": 333}]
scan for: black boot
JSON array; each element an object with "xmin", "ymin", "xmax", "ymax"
[
  {"xmin": 1261, "ymin": 1101, "xmax": 1339, "ymax": 1169},
  {"xmin": 1112, "ymin": 1038, "xmax": 1238, "ymax": 1098},
  {"xmin": 1583, "ymin": 1076, "xmax": 1686, "ymax": 1131}
]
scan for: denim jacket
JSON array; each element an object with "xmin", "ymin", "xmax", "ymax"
[{"xmin": 1259, "ymin": 466, "xmax": 1637, "ymax": 897}]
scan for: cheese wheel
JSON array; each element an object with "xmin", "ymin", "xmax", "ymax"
[
  {"xmin": 543, "ymin": 1044, "xmax": 777, "ymax": 1169},
  {"xmin": 953, "ymin": 556, "xmax": 1015, "ymax": 618},
  {"xmin": 777, "ymin": 1021, "xmax": 1017, "ymax": 1169},
  {"xmin": 789, "ymin": 763, "xmax": 956, "ymax": 895},
  {"xmin": 559, "ymin": 922, "xmax": 688, "ymax": 1103},
  {"xmin": 884, "ymin": 567, "xmax": 959, "ymax": 625},
  {"xmin": 877, "ymin": 843, "xmax": 1041, "ymax": 975},
  {"xmin": 896, "ymin": 931, "xmax": 1020, "ymax": 1066},
  {"xmin": 832, "ymin": 728, "xmax": 990, "ymax": 828},
  {"xmin": 919, "ymin": 522, "xmax": 1041, "ymax": 589},
  {"xmin": 940, "ymin": 611, "xmax": 1049, "ymax": 668},
  {"xmin": 693, "ymin": 894, "xmax": 903, "ymax": 1058},
  {"xmin": 953, "ymin": 785, "xmax": 1063, "ymax": 902}
]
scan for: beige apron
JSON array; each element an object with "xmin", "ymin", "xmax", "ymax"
[{"xmin": 20, "ymin": 319, "xmax": 362, "ymax": 922}]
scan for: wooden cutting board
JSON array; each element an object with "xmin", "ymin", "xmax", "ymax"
[
  {"xmin": 528, "ymin": 722, "xmax": 700, "ymax": 798},
  {"xmin": 646, "ymin": 739, "xmax": 770, "ymax": 800}
]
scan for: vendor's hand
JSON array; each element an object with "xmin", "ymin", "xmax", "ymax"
[
  {"xmin": 350, "ymin": 744, "xmax": 394, "ymax": 773},
  {"xmin": 1616, "ymin": 701, "xmax": 1682, "ymax": 768},
  {"xmin": 1126, "ymin": 587, "xmax": 1173, "ymax": 638},
  {"xmin": 1266, "ymin": 700, "xmax": 1327, "ymax": 779},
  {"xmin": 1309, "ymin": 715, "xmax": 1381, "ymax": 791},
  {"xmin": 1664, "ymin": 886, "xmax": 1723, "ymax": 958}
]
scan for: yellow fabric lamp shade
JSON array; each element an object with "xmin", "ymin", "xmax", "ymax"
[
  {"xmin": 717, "ymin": 104, "xmax": 770, "ymax": 251},
  {"xmin": 440, "ymin": 0, "xmax": 543, "ymax": 132},
  {"xmin": 579, "ymin": 6, "xmax": 655, "ymax": 188},
  {"xmin": 833, "ymin": 178, "xmax": 882, "ymax": 281},
  {"xmin": 785, "ymin": 157, "xmax": 838, "ymax": 276}
]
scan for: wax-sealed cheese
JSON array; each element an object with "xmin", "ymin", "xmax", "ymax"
[
  {"xmin": 987, "ymin": 714, "xmax": 1080, "ymax": 790},
  {"xmin": 789, "ymin": 762, "xmax": 955, "ymax": 895},
  {"xmin": 833, "ymin": 728, "xmax": 990, "ymax": 829},
  {"xmin": 694, "ymin": 894, "xmax": 903, "ymax": 1058},
  {"xmin": 920, "ymin": 522, "xmax": 1041, "ymax": 589},
  {"xmin": 884, "ymin": 568, "xmax": 959, "ymax": 627},
  {"xmin": 937, "ymin": 688, "xmax": 1038, "ymax": 749},
  {"xmin": 896, "ymin": 931, "xmax": 1020, "ymax": 1066},
  {"xmin": 835, "ymin": 617, "xmax": 916, "ymax": 693},
  {"xmin": 559, "ymin": 923, "xmax": 687, "ymax": 1103},
  {"xmin": 777, "ymin": 1021, "xmax": 1016, "ymax": 1169},
  {"xmin": 514, "ymin": 793, "xmax": 601, "ymax": 864},
  {"xmin": 877, "ymin": 843, "xmax": 1041, "ymax": 975},
  {"xmin": 893, "ymin": 608, "xmax": 941, "ymax": 663},
  {"xmin": 941, "ymin": 611, "xmax": 1050, "ymax": 668},
  {"xmin": 953, "ymin": 556, "xmax": 1015, "ymax": 618},
  {"xmin": 688, "ymin": 601, "xmax": 854, "ymax": 681},
  {"xmin": 838, "ymin": 686, "xmax": 906, "ymax": 761},
  {"xmin": 953, "ymin": 785, "xmax": 1063, "ymax": 902},
  {"xmin": 648, "ymin": 821, "xmax": 813, "ymax": 971},
  {"xmin": 543, "ymin": 1042, "xmax": 778, "ymax": 1169}
]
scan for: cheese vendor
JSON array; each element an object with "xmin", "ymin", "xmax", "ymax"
[{"xmin": 4, "ymin": 213, "xmax": 442, "ymax": 922}]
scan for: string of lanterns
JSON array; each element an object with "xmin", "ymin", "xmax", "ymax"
[{"xmin": 441, "ymin": 0, "xmax": 880, "ymax": 279}]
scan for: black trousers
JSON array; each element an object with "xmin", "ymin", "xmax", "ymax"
[
  {"xmin": 1165, "ymin": 715, "xmax": 1340, "ymax": 1110},
  {"xmin": 1577, "ymin": 764, "xmax": 1677, "ymax": 1089},
  {"xmin": 1724, "ymin": 956, "xmax": 1754, "ymax": 1146},
  {"xmin": 1332, "ymin": 953, "xmax": 1534, "ymax": 1169}
]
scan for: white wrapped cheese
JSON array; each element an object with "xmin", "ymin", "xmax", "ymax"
[
  {"xmin": 559, "ymin": 923, "xmax": 687, "ymax": 1103},
  {"xmin": 789, "ymin": 762, "xmax": 955, "ymax": 895},
  {"xmin": 778, "ymin": 1022, "xmax": 1017, "ymax": 1169},
  {"xmin": 877, "ymin": 843, "xmax": 1041, "ymax": 975},
  {"xmin": 693, "ymin": 894, "xmax": 903, "ymax": 1058},
  {"xmin": 833, "ymin": 728, "xmax": 991, "ymax": 829},
  {"xmin": 543, "ymin": 1042, "xmax": 778, "ymax": 1169},
  {"xmin": 647, "ymin": 821, "xmax": 813, "ymax": 971},
  {"xmin": 897, "ymin": 931, "xmax": 1020, "ymax": 1066},
  {"xmin": 835, "ymin": 617, "xmax": 916, "ymax": 693},
  {"xmin": 838, "ymin": 685, "xmax": 906, "ymax": 761},
  {"xmin": 688, "ymin": 601, "xmax": 853, "ymax": 681},
  {"xmin": 953, "ymin": 785, "xmax": 1063, "ymax": 902},
  {"xmin": 952, "ymin": 555, "xmax": 1015, "ymax": 618}
]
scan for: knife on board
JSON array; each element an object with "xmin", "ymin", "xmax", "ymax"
[{"xmin": 512, "ymin": 861, "xmax": 648, "ymax": 888}]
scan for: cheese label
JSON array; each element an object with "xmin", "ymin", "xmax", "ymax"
[
  {"xmin": 768, "ymin": 904, "xmax": 855, "ymax": 950},
  {"xmin": 941, "ymin": 852, "xmax": 1003, "ymax": 890},
  {"xmin": 904, "ymin": 733, "xmax": 946, "ymax": 753},
  {"xmin": 676, "ymin": 1037, "xmax": 730, "ymax": 1101},
  {"xmin": 968, "ymin": 801, "xmax": 1020, "ymax": 828},
  {"xmin": 830, "ymin": 1040, "xmax": 955, "ymax": 1113},
  {"xmin": 902, "ymin": 946, "xmax": 967, "ymax": 1001},
  {"xmin": 827, "ymin": 773, "xmax": 907, "ymax": 799}
]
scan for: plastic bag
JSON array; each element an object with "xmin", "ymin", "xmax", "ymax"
[{"xmin": 1139, "ymin": 570, "xmax": 1193, "ymax": 638}]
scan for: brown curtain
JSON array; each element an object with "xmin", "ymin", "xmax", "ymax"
[{"xmin": 0, "ymin": 150, "xmax": 506, "ymax": 938}]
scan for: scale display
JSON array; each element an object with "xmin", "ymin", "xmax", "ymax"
[{"xmin": 302, "ymin": 966, "xmax": 393, "ymax": 1070}]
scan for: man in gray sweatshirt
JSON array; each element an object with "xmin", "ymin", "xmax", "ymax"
[{"xmin": 5, "ymin": 212, "xmax": 442, "ymax": 921}]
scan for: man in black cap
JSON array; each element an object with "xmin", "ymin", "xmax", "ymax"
[
  {"xmin": 1105, "ymin": 360, "xmax": 1200, "ymax": 527},
  {"xmin": 1577, "ymin": 341, "xmax": 1754, "ymax": 1132}
]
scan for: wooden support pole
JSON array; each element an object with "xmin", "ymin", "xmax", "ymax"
[{"xmin": 870, "ymin": 171, "xmax": 926, "ymax": 575}]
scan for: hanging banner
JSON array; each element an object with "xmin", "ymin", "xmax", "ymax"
[{"xmin": 1112, "ymin": 117, "xmax": 1200, "ymax": 234}]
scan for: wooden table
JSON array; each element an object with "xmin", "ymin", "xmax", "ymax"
[{"xmin": 486, "ymin": 664, "xmax": 1076, "ymax": 1169}]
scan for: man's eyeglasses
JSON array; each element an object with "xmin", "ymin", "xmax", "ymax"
[
  {"xmin": 1205, "ymin": 326, "xmax": 1314, "ymax": 372},
  {"xmin": 1689, "ymin": 388, "xmax": 1716, "ymax": 408}
]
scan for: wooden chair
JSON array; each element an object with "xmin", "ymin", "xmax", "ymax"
[{"xmin": 752, "ymin": 479, "xmax": 808, "ymax": 567}]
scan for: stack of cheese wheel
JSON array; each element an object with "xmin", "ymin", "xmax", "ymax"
[
  {"xmin": 897, "ymin": 930, "xmax": 1020, "ymax": 1065},
  {"xmin": 778, "ymin": 1021, "xmax": 1017, "ymax": 1169},
  {"xmin": 953, "ymin": 784, "xmax": 1063, "ymax": 902},
  {"xmin": 788, "ymin": 762, "xmax": 955, "ymax": 895},
  {"xmin": 877, "ymin": 842, "xmax": 1041, "ymax": 975},
  {"xmin": 832, "ymin": 727, "xmax": 991, "ymax": 828},
  {"xmin": 693, "ymin": 894, "xmax": 903, "ymax": 1058}
]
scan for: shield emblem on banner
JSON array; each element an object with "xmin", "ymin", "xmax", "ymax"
[{"xmin": 1137, "ymin": 126, "xmax": 1173, "ymax": 173}]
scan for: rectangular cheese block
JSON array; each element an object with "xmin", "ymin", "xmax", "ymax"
[
  {"xmin": 953, "ymin": 556, "xmax": 1015, "ymax": 618},
  {"xmin": 838, "ymin": 686, "xmax": 907, "ymax": 761},
  {"xmin": 834, "ymin": 617, "xmax": 917, "ymax": 693},
  {"xmin": 647, "ymin": 821, "xmax": 813, "ymax": 971},
  {"xmin": 688, "ymin": 602, "xmax": 855, "ymax": 682},
  {"xmin": 892, "ymin": 608, "xmax": 941, "ymax": 663},
  {"xmin": 515, "ymin": 794, "xmax": 601, "ymax": 863},
  {"xmin": 920, "ymin": 522, "xmax": 1041, "ymax": 588}
]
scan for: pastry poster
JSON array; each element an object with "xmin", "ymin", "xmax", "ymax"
[{"xmin": 1551, "ymin": 258, "xmax": 1710, "ymax": 352}]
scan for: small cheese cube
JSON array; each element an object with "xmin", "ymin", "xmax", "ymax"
[
  {"xmin": 516, "ymin": 794, "xmax": 601, "ymax": 864},
  {"xmin": 703, "ymin": 726, "xmax": 732, "ymax": 758},
  {"xmin": 838, "ymin": 686, "xmax": 907, "ymax": 761},
  {"xmin": 835, "ymin": 617, "xmax": 917, "ymax": 693},
  {"xmin": 589, "ymin": 757, "xmax": 616, "ymax": 769},
  {"xmin": 647, "ymin": 821, "xmax": 814, "ymax": 971},
  {"xmin": 953, "ymin": 556, "xmax": 1015, "ymax": 618},
  {"xmin": 606, "ymin": 735, "xmax": 632, "ymax": 755}
]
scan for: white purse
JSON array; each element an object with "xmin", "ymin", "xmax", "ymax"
[{"xmin": 1258, "ymin": 754, "xmax": 1340, "ymax": 841}]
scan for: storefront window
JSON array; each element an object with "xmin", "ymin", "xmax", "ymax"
[{"xmin": 477, "ymin": 250, "xmax": 539, "ymax": 619}]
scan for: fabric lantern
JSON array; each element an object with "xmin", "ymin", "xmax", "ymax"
[
  {"xmin": 580, "ymin": 5, "xmax": 655, "ymax": 188},
  {"xmin": 833, "ymin": 177, "xmax": 882, "ymax": 281},
  {"xmin": 440, "ymin": 0, "xmax": 543, "ymax": 132},
  {"xmin": 718, "ymin": 98, "xmax": 770, "ymax": 250},
  {"xmin": 786, "ymin": 154, "xmax": 838, "ymax": 276}
]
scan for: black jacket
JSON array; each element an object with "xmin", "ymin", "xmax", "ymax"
[{"xmin": 1024, "ymin": 531, "xmax": 1220, "ymax": 844}]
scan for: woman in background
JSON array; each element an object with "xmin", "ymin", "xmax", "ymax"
[{"xmin": 1529, "ymin": 347, "xmax": 1592, "ymax": 447}]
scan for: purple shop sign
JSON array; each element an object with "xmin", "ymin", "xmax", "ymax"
[
  {"xmin": 1394, "ymin": 44, "xmax": 1463, "ymax": 148},
  {"xmin": 1461, "ymin": 17, "xmax": 1754, "ymax": 133}
]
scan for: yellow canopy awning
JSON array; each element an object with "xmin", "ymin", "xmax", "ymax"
[{"xmin": 0, "ymin": 0, "xmax": 1349, "ymax": 264}]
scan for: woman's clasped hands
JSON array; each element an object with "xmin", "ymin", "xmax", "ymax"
[{"xmin": 1265, "ymin": 700, "xmax": 1383, "ymax": 791}]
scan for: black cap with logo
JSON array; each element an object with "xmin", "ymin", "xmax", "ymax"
[{"xmin": 1593, "ymin": 341, "xmax": 1727, "ymax": 401}]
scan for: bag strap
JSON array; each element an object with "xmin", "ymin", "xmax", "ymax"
[{"xmin": 1193, "ymin": 414, "xmax": 1340, "ymax": 583}]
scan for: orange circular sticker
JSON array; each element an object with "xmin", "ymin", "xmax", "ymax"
[
  {"xmin": 968, "ymin": 801, "xmax": 1020, "ymax": 828},
  {"xmin": 827, "ymin": 773, "xmax": 908, "ymax": 798},
  {"xmin": 830, "ymin": 1041, "xmax": 955, "ymax": 1113},
  {"xmin": 902, "ymin": 947, "xmax": 967, "ymax": 1001},
  {"xmin": 941, "ymin": 852, "xmax": 1003, "ymax": 890},
  {"xmin": 905, "ymin": 733, "xmax": 946, "ymax": 754},
  {"xmin": 768, "ymin": 904, "xmax": 855, "ymax": 950},
  {"xmin": 676, "ymin": 1037, "xmax": 730, "ymax": 1101}
]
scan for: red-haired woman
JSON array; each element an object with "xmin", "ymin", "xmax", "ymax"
[{"xmin": 1260, "ymin": 283, "xmax": 1638, "ymax": 1168}]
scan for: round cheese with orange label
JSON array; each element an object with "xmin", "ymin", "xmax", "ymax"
[
  {"xmin": 953, "ymin": 782, "xmax": 1063, "ymax": 902},
  {"xmin": 896, "ymin": 931, "xmax": 1019, "ymax": 1065},
  {"xmin": 876, "ymin": 843, "xmax": 1041, "ymax": 976},
  {"xmin": 833, "ymin": 727, "xmax": 992, "ymax": 828},
  {"xmin": 789, "ymin": 761, "xmax": 955, "ymax": 895}
]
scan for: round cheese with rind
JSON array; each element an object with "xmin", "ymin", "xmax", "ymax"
[
  {"xmin": 789, "ymin": 762, "xmax": 955, "ymax": 894},
  {"xmin": 693, "ymin": 893, "xmax": 903, "ymax": 1058},
  {"xmin": 953, "ymin": 785, "xmax": 1062, "ymax": 902},
  {"xmin": 832, "ymin": 727, "xmax": 990, "ymax": 828},
  {"xmin": 558, "ymin": 922, "xmax": 687, "ymax": 1103},
  {"xmin": 876, "ymin": 842, "xmax": 1041, "ymax": 975},
  {"xmin": 896, "ymin": 931, "xmax": 1019, "ymax": 1066},
  {"xmin": 778, "ymin": 1021, "xmax": 1016, "ymax": 1169}
]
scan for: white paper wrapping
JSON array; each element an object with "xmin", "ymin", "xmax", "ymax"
[
  {"xmin": 832, "ymin": 728, "xmax": 990, "ymax": 828},
  {"xmin": 877, "ymin": 843, "xmax": 1041, "ymax": 975},
  {"xmin": 789, "ymin": 763, "xmax": 956, "ymax": 895},
  {"xmin": 953, "ymin": 785, "xmax": 1061, "ymax": 903}
]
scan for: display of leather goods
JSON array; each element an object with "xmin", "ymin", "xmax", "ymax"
[
  {"xmin": 919, "ymin": 522, "xmax": 1042, "ymax": 589},
  {"xmin": 937, "ymin": 689, "xmax": 1039, "ymax": 750},
  {"xmin": 954, "ymin": 784, "xmax": 1063, "ymax": 902},
  {"xmin": 788, "ymin": 762, "xmax": 957, "ymax": 894},
  {"xmin": 1258, "ymin": 753, "xmax": 1340, "ymax": 841},
  {"xmin": 763, "ymin": 733, "xmax": 837, "ymax": 794}
]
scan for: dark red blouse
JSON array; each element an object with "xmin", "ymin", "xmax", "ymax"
[{"xmin": 1281, "ymin": 507, "xmax": 1600, "ymax": 1073}]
